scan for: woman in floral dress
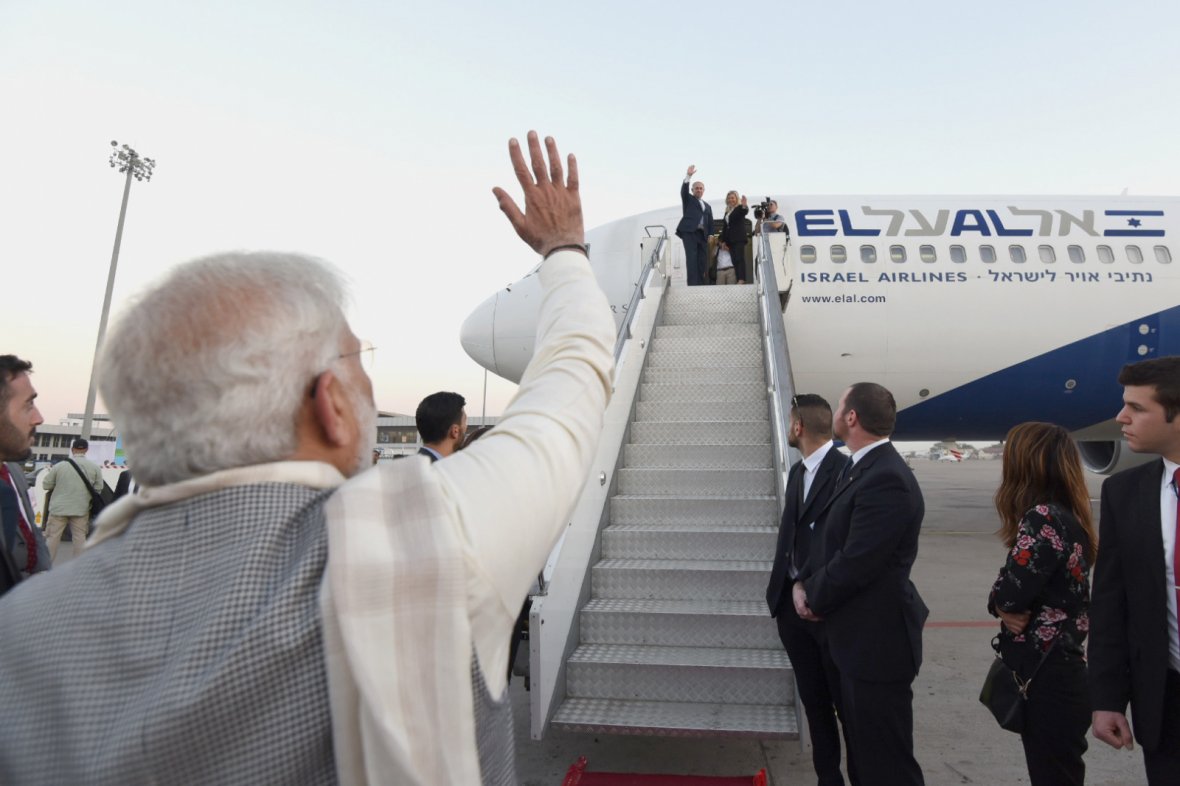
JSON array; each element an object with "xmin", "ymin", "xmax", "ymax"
[{"xmin": 988, "ymin": 422, "xmax": 1098, "ymax": 785}]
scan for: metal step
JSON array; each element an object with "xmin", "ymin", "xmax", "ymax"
[
  {"xmin": 601, "ymin": 524, "xmax": 777, "ymax": 561},
  {"xmin": 644, "ymin": 349, "xmax": 763, "ymax": 369},
  {"xmin": 551, "ymin": 697, "xmax": 798, "ymax": 739},
  {"xmin": 642, "ymin": 366, "xmax": 765, "ymax": 385},
  {"xmin": 623, "ymin": 443, "xmax": 772, "ymax": 469},
  {"xmin": 654, "ymin": 323, "xmax": 761, "ymax": 340},
  {"xmin": 635, "ymin": 401, "xmax": 768, "ymax": 423},
  {"xmin": 565, "ymin": 644, "xmax": 792, "ymax": 706},
  {"xmin": 609, "ymin": 495, "xmax": 777, "ymax": 526},
  {"xmin": 628, "ymin": 421, "xmax": 771, "ymax": 446},
  {"xmin": 639, "ymin": 381, "xmax": 766, "ymax": 403},
  {"xmin": 650, "ymin": 335, "xmax": 767, "ymax": 356},
  {"xmin": 661, "ymin": 305, "xmax": 759, "ymax": 327},
  {"xmin": 592, "ymin": 558, "xmax": 773, "ymax": 601},
  {"xmin": 617, "ymin": 468, "xmax": 774, "ymax": 497},
  {"xmin": 579, "ymin": 598, "xmax": 780, "ymax": 649}
]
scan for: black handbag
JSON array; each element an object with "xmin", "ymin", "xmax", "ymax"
[{"xmin": 979, "ymin": 634, "xmax": 1059, "ymax": 734}]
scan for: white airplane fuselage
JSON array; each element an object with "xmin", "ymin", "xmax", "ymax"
[{"xmin": 461, "ymin": 195, "xmax": 1179, "ymax": 473}]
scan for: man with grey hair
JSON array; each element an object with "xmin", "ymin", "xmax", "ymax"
[{"xmin": 0, "ymin": 131, "xmax": 614, "ymax": 786}]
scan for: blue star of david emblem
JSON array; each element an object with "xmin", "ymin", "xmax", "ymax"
[{"xmin": 1128, "ymin": 218, "xmax": 1142, "ymax": 227}]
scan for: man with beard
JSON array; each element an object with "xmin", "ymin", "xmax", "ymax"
[
  {"xmin": 0, "ymin": 131, "xmax": 614, "ymax": 786},
  {"xmin": 0, "ymin": 355, "xmax": 50, "ymax": 593},
  {"xmin": 766, "ymin": 393, "xmax": 854, "ymax": 785},
  {"xmin": 793, "ymin": 382, "xmax": 928, "ymax": 786}
]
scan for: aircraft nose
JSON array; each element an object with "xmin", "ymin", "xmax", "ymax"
[{"xmin": 460, "ymin": 292, "xmax": 498, "ymax": 374}]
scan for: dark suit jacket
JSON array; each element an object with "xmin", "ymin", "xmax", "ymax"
[
  {"xmin": 675, "ymin": 180, "xmax": 714, "ymax": 239},
  {"xmin": 113, "ymin": 469, "xmax": 134, "ymax": 500},
  {"xmin": 802, "ymin": 442, "xmax": 927, "ymax": 682},
  {"xmin": 1089, "ymin": 459, "xmax": 1173, "ymax": 750},
  {"xmin": 720, "ymin": 205, "xmax": 750, "ymax": 249},
  {"xmin": 1, "ymin": 462, "xmax": 50, "ymax": 582},
  {"xmin": 766, "ymin": 445, "xmax": 845, "ymax": 617},
  {"xmin": 418, "ymin": 447, "xmax": 439, "ymax": 463}
]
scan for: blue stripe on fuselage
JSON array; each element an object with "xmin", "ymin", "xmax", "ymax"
[{"xmin": 893, "ymin": 304, "xmax": 1180, "ymax": 441}]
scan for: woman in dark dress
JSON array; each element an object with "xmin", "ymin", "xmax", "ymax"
[
  {"xmin": 719, "ymin": 191, "xmax": 749, "ymax": 284},
  {"xmin": 987, "ymin": 422, "xmax": 1097, "ymax": 785}
]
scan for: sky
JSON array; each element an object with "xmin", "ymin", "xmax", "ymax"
[{"xmin": 2, "ymin": 0, "xmax": 1178, "ymax": 425}]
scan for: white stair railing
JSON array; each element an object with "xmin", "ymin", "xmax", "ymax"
[{"xmin": 528, "ymin": 229, "xmax": 672, "ymax": 739}]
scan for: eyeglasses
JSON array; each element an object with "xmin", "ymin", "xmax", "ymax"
[
  {"xmin": 310, "ymin": 340, "xmax": 376, "ymax": 398},
  {"xmin": 339, "ymin": 340, "xmax": 376, "ymax": 372}
]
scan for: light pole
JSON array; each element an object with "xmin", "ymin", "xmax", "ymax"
[{"xmin": 81, "ymin": 141, "xmax": 156, "ymax": 440}]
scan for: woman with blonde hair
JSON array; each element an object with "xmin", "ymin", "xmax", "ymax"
[
  {"xmin": 987, "ymin": 421, "xmax": 1097, "ymax": 785},
  {"xmin": 717, "ymin": 191, "xmax": 749, "ymax": 284}
]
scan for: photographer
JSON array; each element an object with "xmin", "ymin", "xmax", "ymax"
[{"xmin": 754, "ymin": 199, "xmax": 787, "ymax": 234}]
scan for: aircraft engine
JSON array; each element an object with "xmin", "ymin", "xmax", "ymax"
[{"xmin": 1077, "ymin": 440, "xmax": 1158, "ymax": 476}]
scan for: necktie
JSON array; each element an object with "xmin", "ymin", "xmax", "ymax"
[
  {"xmin": 0, "ymin": 465, "xmax": 36, "ymax": 573},
  {"xmin": 1173, "ymin": 468, "xmax": 1180, "ymax": 656},
  {"xmin": 836, "ymin": 455, "xmax": 854, "ymax": 485}
]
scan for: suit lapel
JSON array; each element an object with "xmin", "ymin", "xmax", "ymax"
[
  {"xmin": 1136, "ymin": 460, "xmax": 1169, "ymax": 601},
  {"xmin": 812, "ymin": 443, "xmax": 892, "ymax": 521},
  {"xmin": 4, "ymin": 463, "xmax": 34, "ymax": 527},
  {"xmin": 798, "ymin": 448, "xmax": 840, "ymax": 526}
]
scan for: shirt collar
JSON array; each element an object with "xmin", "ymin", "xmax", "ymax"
[
  {"xmin": 1163, "ymin": 457, "xmax": 1180, "ymax": 492},
  {"xmin": 851, "ymin": 437, "xmax": 890, "ymax": 465},
  {"xmin": 421, "ymin": 446, "xmax": 444, "ymax": 461},
  {"xmin": 803, "ymin": 440, "xmax": 835, "ymax": 473}
]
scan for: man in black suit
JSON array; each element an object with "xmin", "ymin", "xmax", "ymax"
[
  {"xmin": 1089, "ymin": 356, "xmax": 1180, "ymax": 784},
  {"xmin": 675, "ymin": 165, "xmax": 713, "ymax": 287},
  {"xmin": 766, "ymin": 394, "xmax": 855, "ymax": 786},
  {"xmin": 794, "ymin": 382, "xmax": 927, "ymax": 786},
  {"xmin": 0, "ymin": 355, "xmax": 51, "ymax": 593},
  {"xmin": 415, "ymin": 391, "xmax": 467, "ymax": 462}
]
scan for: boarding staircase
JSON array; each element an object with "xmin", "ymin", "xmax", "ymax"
[{"xmin": 529, "ymin": 228, "xmax": 800, "ymax": 741}]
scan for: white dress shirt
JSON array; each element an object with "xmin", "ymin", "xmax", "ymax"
[{"xmin": 802, "ymin": 440, "xmax": 835, "ymax": 504}]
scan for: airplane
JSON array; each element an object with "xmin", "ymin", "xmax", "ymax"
[{"xmin": 461, "ymin": 195, "xmax": 1179, "ymax": 476}]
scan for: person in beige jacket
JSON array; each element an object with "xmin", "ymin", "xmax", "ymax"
[{"xmin": 41, "ymin": 438, "xmax": 102, "ymax": 560}]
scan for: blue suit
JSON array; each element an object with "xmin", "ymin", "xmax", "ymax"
[{"xmin": 675, "ymin": 180, "xmax": 713, "ymax": 286}]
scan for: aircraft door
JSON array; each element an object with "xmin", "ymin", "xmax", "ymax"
[{"xmin": 757, "ymin": 230, "xmax": 792, "ymax": 294}]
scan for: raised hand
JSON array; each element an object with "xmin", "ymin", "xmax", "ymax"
[
  {"xmin": 686, "ymin": 165, "xmax": 696, "ymax": 177},
  {"xmin": 493, "ymin": 131, "xmax": 585, "ymax": 257}
]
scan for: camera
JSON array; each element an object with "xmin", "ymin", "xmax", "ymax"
[{"xmin": 752, "ymin": 197, "xmax": 773, "ymax": 219}]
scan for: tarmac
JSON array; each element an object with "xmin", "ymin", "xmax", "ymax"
[
  {"xmin": 510, "ymin": 459, "xmax": 1150, "ymax": 786},
  {"xmin": 50, "ymin": 460, "xmax": 1148, "ymax": 784}
]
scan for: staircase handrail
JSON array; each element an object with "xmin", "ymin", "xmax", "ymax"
[
  {"xmin": 527, "ymin": 231, "xmax": 671, "ymax": 739},
  {"xmin": 755, "ymin": 226, "xmax": 797, "ymax": 513},
  {"xmin": 612, "ymin": 225, "xmax": 669, "ymax": 361}
]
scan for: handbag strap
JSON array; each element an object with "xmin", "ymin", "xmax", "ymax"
[
  {"xmin": 992, "ymin": 625, "xmax": 1064, "ymax": 697},
  {"xmin": 1023, "ymin": 633, "xmax": 1062, "ymax": 685},
  {"xmin": 64, "ymin": 459, "xmax": 99, "ymax": 496}
]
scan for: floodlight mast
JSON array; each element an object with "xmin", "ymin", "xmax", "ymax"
[{"xmin": 81, "ymin": 141, "xmax": 156, "ymax": 441}]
